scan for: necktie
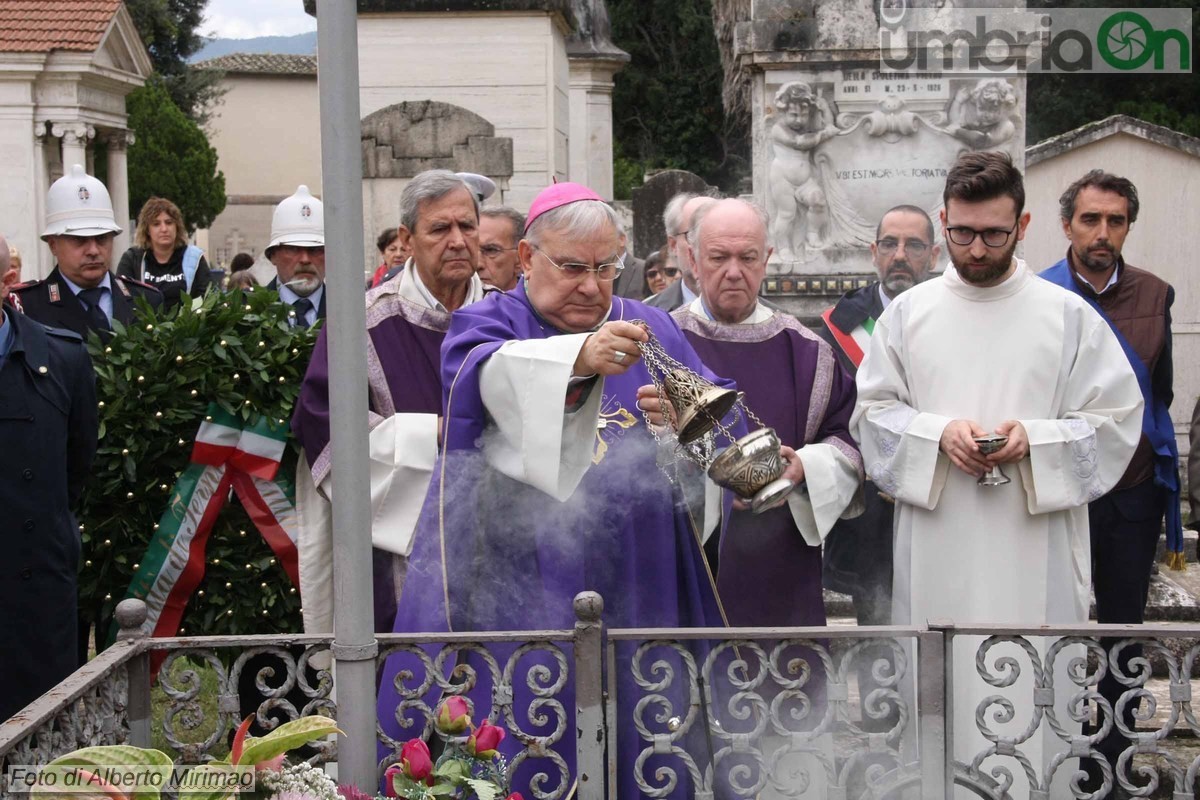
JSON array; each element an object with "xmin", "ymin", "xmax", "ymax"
[
  {"xmin": 77, "ymin": 287, "xmax": 111, "ymax": 331},
  {"xmin": 291, "ymin": 297, "xmax": 314, "ymax": 329}
]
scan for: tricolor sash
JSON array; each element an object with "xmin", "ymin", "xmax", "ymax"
[
  {"xmin": 115, "ymin": 404, "xmax": 302, "ymax": 653},
  {"xmin": 820, "ymin": 307, "xmax": 873, "ymax": 368},
  {"xmin": 1041, "ymin": 259, "xmax": 1184, "ymax": 568}
]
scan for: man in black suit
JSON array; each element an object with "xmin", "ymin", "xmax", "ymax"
[
  {"xmin": 13, "ymin": 165, "xmax": 161, "ymax": 338},
  {"xmin": 0, "ymin": 233, "xmax": 98, "ymax": 721},
  {"xmin": 264, "ymin": 185, "xmax": 327, "ymax": 327},
  {"xmin": 645, "ymin": 192, "xmax": 716, "ymax": 311}
]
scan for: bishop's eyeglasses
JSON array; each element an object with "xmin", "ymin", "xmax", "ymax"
[{"xmin": 534, "ymin": 246, "xmax": 625, "ymax": 282}]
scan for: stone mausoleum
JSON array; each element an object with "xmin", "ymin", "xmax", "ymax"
[{"xmin": 0, "ymin": 0, "xmax": 151, "ymax": 281}]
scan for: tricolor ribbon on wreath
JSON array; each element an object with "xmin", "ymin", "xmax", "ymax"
[{"xmin": 113, "ymin": 403, "xmax": 301, "ymax": 653}]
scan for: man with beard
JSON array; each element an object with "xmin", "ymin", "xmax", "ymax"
[
  {"xmin": 819, "ymin": 205, "xmax": 938, "ymax": 628},
  {"xmin": 266, "ymin": 186, "xmax": 326, "ymax": 327},
  {"xmin": 1039, "ymin": 171, "xmax": 1178, "ymax": 784},
  {"xmin": 853, "ymin": 151, "xmax": 1143, "ymax": 791}
]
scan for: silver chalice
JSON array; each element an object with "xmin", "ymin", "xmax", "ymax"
[{"xmin": 973, "ymin": 433, "xmax": 1010, "ymax": 487}]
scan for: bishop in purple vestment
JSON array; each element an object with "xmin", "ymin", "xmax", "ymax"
[{"xmin": 377, "ymin": 185, "xmax": 760, "ymax": 799}]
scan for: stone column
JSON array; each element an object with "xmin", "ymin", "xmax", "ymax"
[
  {"xmin": 106, "ymin": 131, "xmax": 135, "ymax": 255},
  {"xmin": 565, "ymin": 1, "xmax": 629, "ymax": 202},
  {"xmin": 32, "ymin": 122, "xmax": 50, "ymax": 278},
  {"xmin": 53, "ymin": 122, "xmax": 92, "ymax": 173},
  {"xmin": 567, "ymin": 56, "xmax": 627, "ymax": 201}
]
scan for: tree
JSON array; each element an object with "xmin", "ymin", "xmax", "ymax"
[
  {"xmin": 125, "ymin": 0, "xmax": 223, "ymax": 123},
  {"xmin": 608, "ymin": 0, "xmax": 749, "ymax": 198},
  {"xmin": 127, "ymin": 79, "xmax": 227, "ymax": 230},
  {"xmin": 1026, "ymin": 0, "xmax": 1200, "ymax": 142}
]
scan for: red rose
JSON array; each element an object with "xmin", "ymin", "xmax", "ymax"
[
  {"xmin": 505, "ymin": 794, "xmax": 525, "ymax": 800},
  {"xmin": 466, "ymin": 720, "xmax": 506, "ymax": 759},
  {"xmin": 399, "ymin": 738, "xmax": 434, "ymax": 784},
  {"xmin": 382, "ymin": 764, "xmax": 404, "ymax": 797},
  {"xmin": 435, "ymin": 696, "xmax": 471, "ymax": 734}
]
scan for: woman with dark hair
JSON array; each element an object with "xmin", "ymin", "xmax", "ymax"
[
  {"xmin": 116, "ymin": 197, "xmax": 211, "ymax": 307},
  {"xmin": 368, "ymin": 227, "xmax": 408, "ymax": 288},
  {"xmin": 642, "ymin": 245, "xmax": 678, "ymax": 298}
]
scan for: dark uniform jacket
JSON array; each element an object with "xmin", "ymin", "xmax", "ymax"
[
  {"xmin": 11, "ymin": 266, "xmax": 162, "ymax": 340},
  {"xmin": 644, "ymin": 278, "xmax": 686, "ymax": 311},
  {"xmin": 0, "ymin": 310, "xmax": 97, "ymax": 720},
  {"xmin": 817, "ymin": 281, "xmax": 894, "ymax": 624}
]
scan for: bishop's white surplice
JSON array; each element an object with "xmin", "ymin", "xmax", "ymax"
[{"xmin": 852, "ymin": 260, "xmax": 1142, "ymax": 797}]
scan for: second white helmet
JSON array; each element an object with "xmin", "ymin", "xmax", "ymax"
[
  {"xmin": 267, "ymin": 185, "xmax": 324, "ymax": 252},
  {"xmin": 42, "ymin": 164, "xmax": 122, "ymax": 241}
]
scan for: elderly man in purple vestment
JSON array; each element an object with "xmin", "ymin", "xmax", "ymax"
[
  {"xmin": 292, "ymin": 169, "xmax": 486, "ymax": 637},
  {"xmin": 673, "ymin": 197, "xmax": 864, "ymax": 629},
  {"xmin": 377, "ymin": 182, "xmax": 803, "ymax": 798}
]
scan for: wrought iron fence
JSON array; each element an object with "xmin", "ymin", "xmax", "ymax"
[{"xmin": 2, "ymin": 599, "xmax": 1200, "ymax": 799}]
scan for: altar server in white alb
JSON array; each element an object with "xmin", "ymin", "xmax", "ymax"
[{"xmin": 851, "ymin": 151, "xmax": 1142, "ymax": 793}]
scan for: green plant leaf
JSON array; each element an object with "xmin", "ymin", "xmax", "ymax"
[
  {"xmin": 173, "ymin": 764, "xmax": 243, "ymax": 800},
  {"xmin": 236, "ymin": 715, "xmax": 341, "ymax": 767},
  {"xmin": 39, "ymin": 745, "xmax": 173, "ymax": 800},
  {"xmin": 465, "ymin": 778, "xmax": 501, "ymax": 800}
]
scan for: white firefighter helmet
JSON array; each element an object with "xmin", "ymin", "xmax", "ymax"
[
  {"xmin": 267, "ymin": 185, "xmax": 324, "ymax": 252},
  {"xmin": 41, "ymin": 164, "xmax": 122, "ymax": 241}
]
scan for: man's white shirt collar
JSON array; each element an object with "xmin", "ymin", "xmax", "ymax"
[
  {"xmin": 680, "ymin": 281, "xmax": 698, "ymax": 306},
  {"xmin": 61, "ymin": 270, "xmax": 114, "ymax": 321},
  {"xmin": 61, "ymin": 270, "xmax": 113, "ymax": 296},
  {"xmin": 1075, "ymin": 263, "xmax": 1120, "ymax": 295},
  {"xmin": 398, "ymin": 258, "xmax": 485, "ymax": 312},
  {"xmin": 878, "ymin": 283, "xmax": 893, "ymax": 310},
  {"xmin": 688, "ymin": 296, "xmax": 773, "ymax": 325},
  {"xmin": 278, "ymin": 281, "xmax": 324, "ymax": 326}
]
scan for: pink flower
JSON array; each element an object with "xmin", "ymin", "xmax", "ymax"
[
  {"xmin": 382, "ymin": 764, "xmax": 404, "ymax": 797},
  {"xmin": 466, "ymin": 720, "xmax": 505, "ymax": 759},
  {"xmin": 399, "ymin": 738, "xmax": 434, "ymax": 784},
  {"xmin": 337, "ymin": 785, "xmax": 376, "ymax": 800},
  {"xmin": 435, "ymin": 696, "xmax": 471, "ymax": 734},
  {"xmin": 505, "ymin": 794, "xmax": 525, "ymax": 800}
]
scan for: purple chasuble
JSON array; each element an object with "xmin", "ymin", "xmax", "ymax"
[
  {"xmin": 674, "ymin": 307, "xmax": 862, "ymax": 627},
  {"xmin": 292, "ymin": 289, "xmax": 449, "ymax": 631},
  {"xmin": 377, "ymin": 283, "xmax": 731, "ymax": 798}
]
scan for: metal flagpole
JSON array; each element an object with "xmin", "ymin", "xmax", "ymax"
[{"xmin": 314, "ymin": 1, "xmax": 376, "ymax": 791}]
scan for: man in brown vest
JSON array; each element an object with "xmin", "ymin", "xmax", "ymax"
[{"xmin": 1039, "ymin": 170, "xmax": 1177, "ymax": 783}]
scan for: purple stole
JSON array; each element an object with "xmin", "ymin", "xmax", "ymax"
[{"xmin": 674, "ymin": 307, "xmax": 861, "ymax": 628}]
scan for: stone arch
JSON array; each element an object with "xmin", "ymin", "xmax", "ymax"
[{"xmin": 360, "ymin": 100, "xmax": 513, "ymax": 181}]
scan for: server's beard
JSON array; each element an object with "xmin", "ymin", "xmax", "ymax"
[{"xmin": 952, "ymin": 239, "xmax": 1016, "ymax": 286}]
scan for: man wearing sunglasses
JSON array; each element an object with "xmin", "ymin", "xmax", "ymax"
[{"xmin": 853, "ymin": 151, "xmax": 1143, "ymax": 784}]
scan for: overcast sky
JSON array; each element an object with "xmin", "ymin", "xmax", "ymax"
[{"xmin": 202, "ymin": 0, "xmax": 317, "ymax": 39}]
